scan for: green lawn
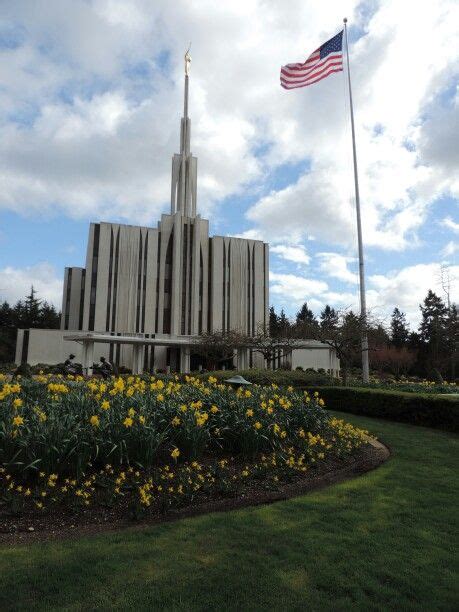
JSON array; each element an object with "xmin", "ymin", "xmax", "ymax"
[{"xmin": 0, "ymin": 413, "xmax": 458, "ymax": 611}]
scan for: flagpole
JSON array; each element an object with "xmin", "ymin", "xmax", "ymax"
[{"xmin": 343, "ymin": 17, "xmax": 370, "ymax": 383}]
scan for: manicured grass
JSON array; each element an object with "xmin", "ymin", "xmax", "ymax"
[{"xmin": 0, "ymin": 413, "xmax": 458, "ymax": 611}]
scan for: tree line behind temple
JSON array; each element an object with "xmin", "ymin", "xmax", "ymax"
[
  {"xmin": 0, "ymin": 287, "xmax": 457, "ymax": 382},
  {"xmin": 269, "ymin": 289, "xmax": 457, "ymax": 381},
  {"xmin": 0, "ymin": 288, "xmax": 60, "ymax": 363}
]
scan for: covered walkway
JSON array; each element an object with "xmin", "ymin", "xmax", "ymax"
[{"xmin": 63, "ymin": 332, "xmax": 250, "ymax": 375}]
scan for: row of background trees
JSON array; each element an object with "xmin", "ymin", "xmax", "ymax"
[
  {"xmin": 0, "ymin": 288, "xmax": 60, "ymax": 363},
  {"xmin": 0, "ymin": 287, "xmax": 457, "ymax": 381},
  {"xmin": 268, "ymin": 288, "xmax": 457, "ymax": 381}
]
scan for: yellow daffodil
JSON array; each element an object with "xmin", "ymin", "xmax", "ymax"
[
  {"xmin": 171, "ymin": 447, "xmax": 180, "ymax": 459},
  {"xmin": 123, "ymin": 417, "xmax": 134, "ymax": 428}
]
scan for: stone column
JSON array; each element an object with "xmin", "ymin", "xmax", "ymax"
[
  {"xmin": 131, "ymin": 344, "xmax": 144, "ymax": 375},
  {"xmin": 236, "ymin": 348, "xmax": 248, "ymax": 370},
  {"xmin": 82, "ymin": 340, "xmax": 94, "ymax": 376},
  {"xmin": 180, "ymin": 345, "xmax": 191, "ymax": 373}
]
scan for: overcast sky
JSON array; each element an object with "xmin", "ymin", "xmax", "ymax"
[{"xmin": 0, "ymin": 0, "xmax": 458, "ymax": 328}]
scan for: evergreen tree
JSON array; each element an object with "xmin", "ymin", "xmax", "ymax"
[
  {"xmin": 0, "ymin": 301, "xmax": 11, "ymax": 327},
  {"xmin": 408, "ymin": 331, "xmax": 421, "ymax": 350},
  {"xmin": 268, "ymin": 306, "xmax": 279, "ymax": 337},
  {"xmin": 370, "ymin": 323, "xmax": 390, "ymax": 347},
  {"xmin": 445, "ymin": 303, "xmax": 458, "ymax": 380},
  {"xmin": 419, "ymin": 291, "xmax": 447, "ymax": 342},
  {"xmin": 278, "ymin": 309, "xmax": 290, "ymax": 335},
  {"xmin": 296, "ymin": 302, "xmax": 317, "ymax": 326},
  {"xmin": 39, "ymin": 302, "xmax": 60, "ymax": 329},
  {"xmin": 418, "ymin": 290, "xmax": 448, "ymax": 377},
  {"xmin": 320, "ymin": 305, "xmax": 339, "ymax": 330},
  {"xmin": 0, "ymin": 289, "xmax": 61, "ymax": 363},
  {"xmin": 390, "ymin": 307, "xmax": 410, "ymax": 347},
  {"xmin": 12, "ymin": 300, "xmax": 25, "ymax": 328},
  {"xmin": 22, "ymin": 286, "xmax": 42, "ymax": 328},
  {"xmin": 343, "ymin": 310, "xmax": 360, "ymax": 327}
]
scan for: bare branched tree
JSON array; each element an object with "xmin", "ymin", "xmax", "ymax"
[
  {"xmin": 293, "ymin": 309, "xmax": 385, "ymax": 384},
  {"xmin": 192, "ymin": 329, "xmax": 246, "ymax": 370},
  {"xmin": 248, "ymin": 323, "xmax": 303, "ymax": 370}
]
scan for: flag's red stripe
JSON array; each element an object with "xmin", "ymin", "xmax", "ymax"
[
  {"xmin": 280, "ymin": 67, "xmax": 342, "ymax": 89},
  {"xmin": 281, "ymin": 63, "xmax": 343, "ymax": 88},
  {"xmin": 282, "ymin": 56, "xmax": 321, "ymax": 74},
  {"xmin": 283, "ymin": 51, "xmax": 320, "ymax": 71},
  {"xmin": 281, "ymin": 65, "xmax": 343, "ymax": 89},
  {"xmin": 281, "ymin": 52, "xmax": 342, "ymax": 79},
  {"xmin": 281, "ymin": 57, "xmax": 342, "ymax": 84}
]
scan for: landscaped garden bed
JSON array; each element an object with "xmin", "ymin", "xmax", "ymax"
[{"xmin": 0, "ymin": 374, "xmax": 383, "ymax": 539}]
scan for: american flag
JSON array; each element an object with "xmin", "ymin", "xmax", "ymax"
[{"xmin": 281, "ymin": 30, "xmax": 344, "ymax": 90}]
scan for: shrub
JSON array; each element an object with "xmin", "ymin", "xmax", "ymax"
[
  {"xmin": 195, "ymin": 369, "xmax": 336, "ymax": 388},
  {"xmin": 303, "ymin": 386, "xmax": 459, "ymax": 432},
  {"xmin": 347, "ymin": 378, "xmax": 457, "ymax": 395}
]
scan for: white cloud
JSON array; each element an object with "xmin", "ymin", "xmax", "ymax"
[
  {"xmin": 244, "ymin": 0, "xmax": 459, "ymax": 250},
  {"xmin": 316, "ymin": 252, "xmax": 358, "ymax": 284},
  {"xmin": 368, "ymin": 263, "xmax": 459, "ymax": 326},
  {"xmin": 0, "ymin": 263, "xmax": 63, "ymax": 308},
  {"xmin": 246, "ymin": 169, "xmax": 356, "ymax": 246},
  {"xmin": 269, "ymin": 262, "xmax": 458, "ymax": 327},
  {"xmin": 271, "ymin": 244, "xmax": 310, "ymax": 265},
  {"xmin": 441, "ymin": 241, "xmax": 459, "ymax": 258},
  {"xmin": 441, "ymin": 217, "xmax": 459, "ymax": 234},
  {"xmin": 270, "ymin": 272, "xmax": 328, "ymax": 303},
  {"xmin": 0, "ymin": 0, "xmax": 456, "ymax": 249}
]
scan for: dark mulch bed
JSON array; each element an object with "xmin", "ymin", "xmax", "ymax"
[{"xmin": 0, "ymin": 439, "xmax": 389, "ymax": 545}]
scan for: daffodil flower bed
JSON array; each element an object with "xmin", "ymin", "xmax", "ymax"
[{"xmin": 0, "ymin": 374, "xmax": 369, "ymax": 521}]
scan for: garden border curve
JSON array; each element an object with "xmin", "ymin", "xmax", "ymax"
[{"xmin": 1, "ymin": 438, "xmax": 390, "ymax": 545}]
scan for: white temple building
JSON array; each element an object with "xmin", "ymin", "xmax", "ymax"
[{"xmin": 15, "ymin": 55, "xmax": 339, "ymax": 376}]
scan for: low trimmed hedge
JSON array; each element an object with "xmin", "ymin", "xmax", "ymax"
[
  {"xmin": 303, "ymin": 386, "xmax": 459, "ymax": 433},
  {"xmin": 197, "ymin": 369, "xmax": 336, "ymax": 387}
]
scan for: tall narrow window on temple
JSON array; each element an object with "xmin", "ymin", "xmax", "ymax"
[
  {"xmin": 106, "ymin": 228, "xmax": 114, "ymax": 331},
  {"xmin": 88, "ymin": 224, "xmax": 100, "ymax": 331},
  {"xmin": 163, "ymin": 230, "xmax": 173, "ymax": 334}
]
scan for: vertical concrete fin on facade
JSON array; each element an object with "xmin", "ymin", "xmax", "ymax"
[
  {"xmin": 229, "ymin": 238, "xmax": 248, "ymax": 333},
  {"xmin": 82, "ymin": 223, "xmax": 97, "ymax": 331}
]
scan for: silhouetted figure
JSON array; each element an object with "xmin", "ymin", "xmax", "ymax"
[
  {"xmin": 99, "ymin": 356, "xmax": 113, "ymax": 379},
  {"xmin": 62, "ymin": 354, "xmax": 82, "ymax": 376}
]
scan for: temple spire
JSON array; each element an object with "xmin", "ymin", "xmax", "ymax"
[{"xmin": 171, "ymin": 47, "xmax": 197, "ymax": 217}]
